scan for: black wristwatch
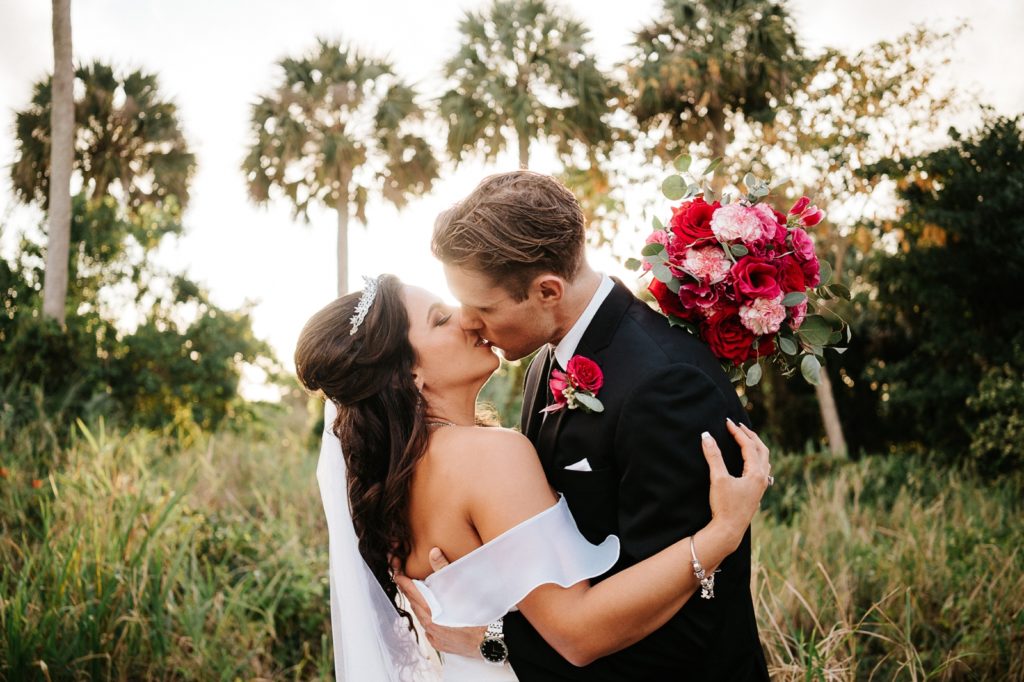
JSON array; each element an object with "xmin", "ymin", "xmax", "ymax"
[{"xmin": 479, "ymin": 617, "xmax": 509, "ymax": 664}]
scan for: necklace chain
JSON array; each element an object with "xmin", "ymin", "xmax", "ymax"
[{"xmin": 426, "ymin": 419, "xmax": 457, "ymax": 429}]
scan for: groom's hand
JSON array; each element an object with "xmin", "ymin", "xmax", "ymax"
[{"xmin": 394, "ymin": 548, "xmax": 488, "ymax": 658}]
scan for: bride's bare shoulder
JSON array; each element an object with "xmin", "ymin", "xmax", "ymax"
[{"xmin": 427, "ymin": 426, "xmax": 540, "ymax": 476}]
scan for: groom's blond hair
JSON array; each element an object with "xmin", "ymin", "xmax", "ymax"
[{"xmin": 432, "ymin": 171, "xmax": 586, "ymax": 301}]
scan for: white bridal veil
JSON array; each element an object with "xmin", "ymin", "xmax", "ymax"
[{"xmin": 316, "ymin": 400, "xmax": 442, "ymax": 681}]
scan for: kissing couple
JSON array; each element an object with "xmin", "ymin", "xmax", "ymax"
[{"xmin": 296, "ymin": 170, "xmax": 773, "ymax": 681}]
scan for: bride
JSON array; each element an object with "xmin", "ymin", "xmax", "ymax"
[{"xmin": 295, "ymin": 274, "xmax": 772, "ymax": 681}]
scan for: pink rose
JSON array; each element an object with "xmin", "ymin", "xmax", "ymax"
[
  {"xmin": 731, "ymin": 256, "xmax": 782, "ymax": 301},
  {"xmin": 710, "ymin": 204, "xmax": 764, "ymax": 244},
  {"xmin": 739, "ymin": 295, "xmax": 787, "ymax": 335},
  {"xmin": 751, "ymin": 203, "xmax": 786, "ymax": 245},
  {"xmin": 566, "ymin": 356, "xmax": 604, "ymax": 393}
]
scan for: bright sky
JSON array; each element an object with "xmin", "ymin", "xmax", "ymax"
[{"xmin": 1, "ymin": 0, "xmax": 1022, "ymax": 385}]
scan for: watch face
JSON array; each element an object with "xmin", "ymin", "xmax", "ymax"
[{"xmin": 480, "ymin": 637, "xmax": 508, "ymax": 663}]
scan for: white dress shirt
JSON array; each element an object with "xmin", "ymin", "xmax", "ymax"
[{"xmin": 552, "ymin": 274, "xmax": 614, "ymax": 369}]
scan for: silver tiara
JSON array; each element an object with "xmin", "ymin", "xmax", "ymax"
[{"xmin": 349, "ymin": 275, "xmax": 381, "ymax": 335}]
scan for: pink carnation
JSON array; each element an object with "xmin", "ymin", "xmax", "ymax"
[
  {"xmin": 681, "ymin": 245, "xmax": 731, "ymax": 284},
  {"xmin": 739, "ymin": 295, "xmax": 787, "ymax": 336},
  {"xmin": 710, "ymin": 204, "xmax": 764, "ymax": 244}
]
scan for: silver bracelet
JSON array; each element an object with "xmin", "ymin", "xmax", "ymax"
[{"xmin": 689, "ymin": 536, "xmax": 716, "ymax": 599}]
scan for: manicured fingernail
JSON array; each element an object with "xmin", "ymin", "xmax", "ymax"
[
  {"xmin": 726, "ymin": 417, "xmax": 735, "ymax": 424},
  {"xmin": 701, "ymin": 431, "xmax": 712, "ymax": 440}
]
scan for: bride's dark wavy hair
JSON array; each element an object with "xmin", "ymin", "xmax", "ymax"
[{"xmin": 294, "ymin": 275, "xmax": 427, "ymax": 626}]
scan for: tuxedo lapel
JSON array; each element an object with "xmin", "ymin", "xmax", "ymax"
[
  {"xmin": 535, "ymin": 280, "xmax": 636, "ymax": 471},
  {"xmin": 521, "ymin": 346, "xmax": 552, "ymax": 441}
]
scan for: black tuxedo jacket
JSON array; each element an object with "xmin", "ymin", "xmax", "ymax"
[{"xmin": 504, "ymin": 280, "xmax": 769, "ymax": 681}]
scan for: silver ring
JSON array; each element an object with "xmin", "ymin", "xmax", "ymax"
[{"xmin": 767, "ymin": 475, "xmax": 775, "ymax": 487}]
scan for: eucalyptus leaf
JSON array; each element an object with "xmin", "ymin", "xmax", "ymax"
[
  {"xmin": 778, "ymin": 336, "xmax": 798, "ymax": 355},
  {"xmin": 819, "ymin": 260, "xmax": 833, "ymax": 287},
  {"xmin": 652, "ymin": 263, "xmax": 673, "ymax": 283},
  {"xmin": 652, "ymin": 215, "xmax": 664, "ymax": 230},
  {"xmin": 666, "ymin": 278, "xmax": 681, "ymax": 294},
  {"xmin": 703, "ymin": 186, "xmax": 716, "ymax": 202},
  {"xmin": 641, "ymin": 242, "xmax": 666, "ymax": 257},
  {"xmin": 703, "ymin": 157, "xmax": 723, "ymax": 176},
  {"xmin": 745, "ymin": 363, "xmax": 763, "ymax": 387},
  {"xmin": 624, "ymin": 257, "xmax": 642, "ymax": 271},
  {"xmin": 575, "ymin": 393, "xmax": 604, "ymax": 413},
  {"xmin": 801, "ymin": 354, "xmax": 822, "ymax": 385},
  {"xmin": 781, "ymin": 292, "xmax": 807, "ymax": 307},
  {"xmin": 674, "ymin": 154, "xmax": 692, "ymax": 172},
  {"xmin": 796, "ymin": 315, "xmax": 832, "ymax": 346},
  {"xmin": 828, "ymin": 330, "xmax": 843, "ymax": 345},
  {"xmin": 662, "ymin": 175, "xmax": 686, "ymax": 200},
  {"xmin": 829, "ymin": 283, "xmax": 852, "ymax": 300},
  {"xmin": 743, "ymin": 172, "xmax": 756, "ymax": 189},
  {"xmin": 730, "ymin": 244, "xmax": 749, "ymax": 257}
]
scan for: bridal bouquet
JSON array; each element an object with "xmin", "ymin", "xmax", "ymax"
[{"xmin": 627, "ymin": 156, "xmax": 851, "ymax": 388}]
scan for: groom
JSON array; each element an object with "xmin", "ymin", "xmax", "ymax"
[{"xmin": 401, "ymin": 171, "xmax": 769, "ymax": 680}]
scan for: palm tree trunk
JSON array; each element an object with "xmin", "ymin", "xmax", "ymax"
[
  {"xmin": 815, "ymin": 368, "xmax": 847, "ymax": 456},
  {"xmin": 336, "ymin": 199, "xmax": 349, "ymax": 297},
  {"xmin": 815, "ymin": 236, "xmax": 850, "ymax": 457},
  {"xmin": 43, "ymin": 0, "xmax": 73, "ymax": 327},
  {"xmin": 517, "ymin": 132, "xmax": 529, "ymax": 169}
]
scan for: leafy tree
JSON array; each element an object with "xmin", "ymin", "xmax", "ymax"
[
  {"xmin": 43, "ymin": 0, "xmax": 73, "ymax": 327},
  {"xmin": 242, "ymin": 39, "xmax": 438, "ymax": 296},
  {"xmin": 623, "ymin": 0, "xmax": 806, "ymax": 168},
  {"xmin": 11, "ymin": 62, "xmax": 196, "ymax": 214},
  {"xmin": 440, "ymin": 0, "xmax": 619, "ymax": 169},
  {"xmin": 865, "ymin": 114, "xmax": 1024, "ymax": 458}
]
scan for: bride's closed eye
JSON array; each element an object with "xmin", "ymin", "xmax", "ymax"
[{"xmin": 433, "ymin": 311, "xmax": 453, "ymax": 327}]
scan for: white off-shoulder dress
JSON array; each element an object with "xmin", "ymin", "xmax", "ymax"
[
  {"xmin": 412, "ymin": 497, "xmax": 620, "ymax": 681},
  {"xmin": 317, "ymin": 401, "xmax": 619, "ymax": 682}
]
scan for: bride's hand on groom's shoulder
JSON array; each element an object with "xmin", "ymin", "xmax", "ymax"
[
  {"xmin": 394, "ymin": 550, "xmax": 489, "ymax": 658},
  {"xmin": 701, "ymin": 419, "xmax": 772, "ymax": 545}
]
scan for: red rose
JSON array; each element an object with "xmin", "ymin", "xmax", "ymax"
[
  {"xmin": 670, "ymin": 196, "xmax": 720, "ymax": 247},
  {"xmin": 777, "ymin": 254, "xmax": 806, "ymax": 294},
  {"xmin": 701, "ymin": 307, "xmax": 757, "ymax": 366},
  {"xmin": 649, "ymin": 279, "xmax": 692, "ymax": 320},
  {"xmin": 701, "ymin": 307, "xmax": 776, "ymax": 365},
  {"xmin": 567, "ymin": 355, "xmax": 603, "ymax": 393},
  {"xmin": 731, "ymin": 256, "xmax": 782, "ymax": 302}
]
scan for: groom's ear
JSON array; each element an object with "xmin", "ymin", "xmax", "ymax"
[{"xmin": 532, "ymin": 274, "xmax": 565, "ymax": 306}]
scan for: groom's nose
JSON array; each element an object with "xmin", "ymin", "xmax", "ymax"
[{"xmin": 459, "ymin": 307, "xmax": 483, "ymax": 331}]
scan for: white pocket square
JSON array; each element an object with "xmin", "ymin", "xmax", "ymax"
[{"xmin": 563, "ymin": 458, "xmax": 593, "ymax": 472}]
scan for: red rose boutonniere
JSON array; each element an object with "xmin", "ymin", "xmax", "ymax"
[{"xmin": 541, "ymin": 355, "xmax": 605, "ymax": 414}]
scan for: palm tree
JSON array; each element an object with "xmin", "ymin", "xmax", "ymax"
[
  {"xmin": 625, "ymin": 0, "xmax": 806, "ymax": 169},
  {"xmin": 440, "ymin": 0, "xmax": 619, "ymax": 169},
  {"xmin": 43, "ymin": 0, "xmax": 73, "ymax": 327},
  {"xmin": 12, "ymin": 62, "xmax": 196, "ymax": 215},
  {"xmin": 242, "ymin": 40, "xmax": 438, "ymax": 296}
]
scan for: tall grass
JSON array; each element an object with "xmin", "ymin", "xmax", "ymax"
[
  {"xmin": 755, "ymin": 454, "xmax": 1024, "ymax": 680},
  {"xmin": 0, "ymin": 400, "xmax": 332, "ymax": 681},
  {"xmin": 1, "ymin": 402, "xmax": 1021, "ymax": 680}
]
